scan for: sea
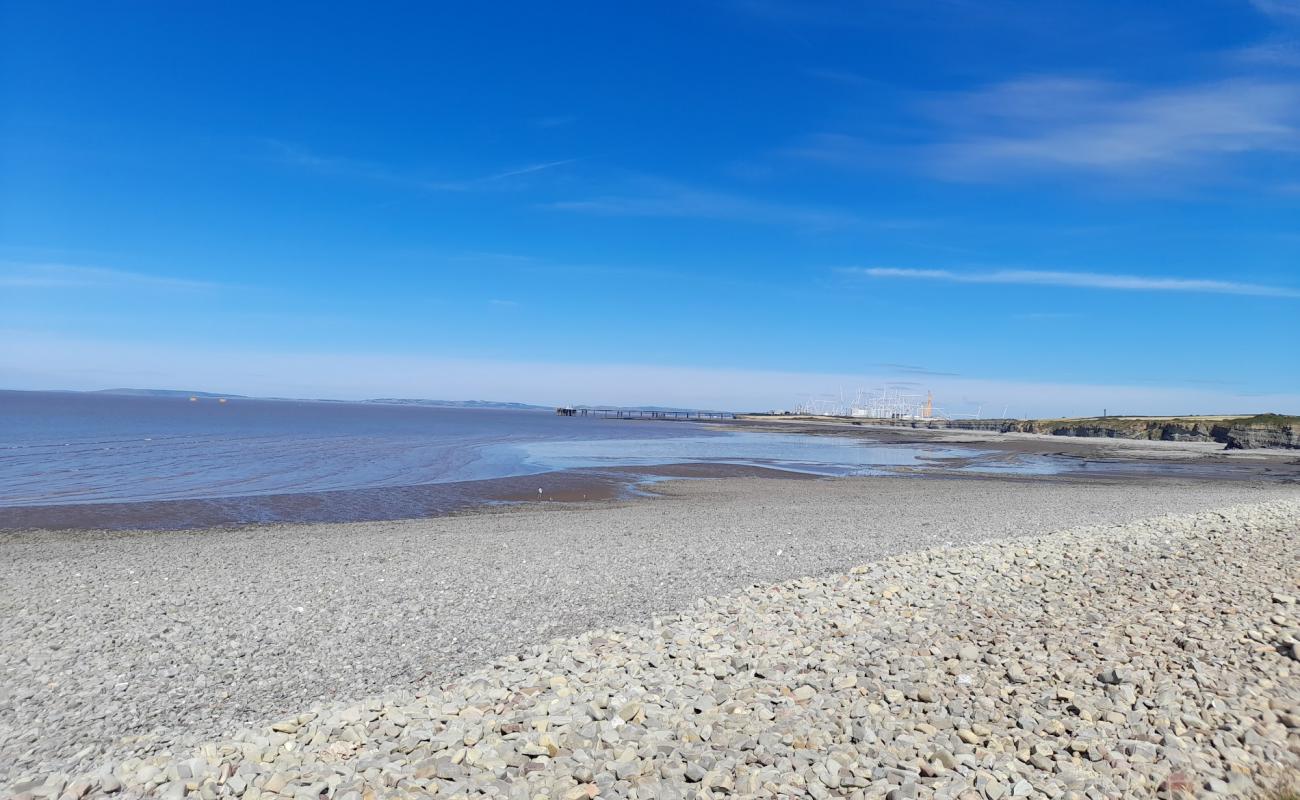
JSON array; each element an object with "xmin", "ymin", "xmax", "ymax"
[{"xmin": 0, "ymin": 389, "xmax": 1076, "ymax": 529}]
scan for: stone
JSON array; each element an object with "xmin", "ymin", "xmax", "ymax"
[
  {"xmin": 616, "ymin": 701, "xmax": 642, "ymax": 722},
  {"xmin": 21, "ymin": 501, "xmax": 1300, "ymax": 800}
]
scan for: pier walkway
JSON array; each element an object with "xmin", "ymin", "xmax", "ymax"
[{"xmin": 556, "ymin": 407, "xmax": 735, "ymax": 420}]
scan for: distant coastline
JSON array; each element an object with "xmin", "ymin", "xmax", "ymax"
[
  {"xmin": 48, "ymin": 388, "xmax": 550, "ymax": 411},
  {"xmin": 26, "ymin": 388, "xmax": 727, "ymax": 414},
  {"xmin": 93, "ymin": 388, "xmax": 249, "ymax": 399},
  {"xmin": 740, "ymin": 412, "xmax": 1300, "ymax": 450}
]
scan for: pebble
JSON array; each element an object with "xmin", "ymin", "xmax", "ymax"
[{"xmin": 7, "ymin": 500, "xmax": 1300, "ymax": 799}]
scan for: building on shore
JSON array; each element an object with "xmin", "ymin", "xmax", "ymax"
[{"xmin": 795, "ymin": 386, "xmax": 949, "ymax": 420}]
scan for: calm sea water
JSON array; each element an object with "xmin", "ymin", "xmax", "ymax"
[{"xmin": 0, "ymin": 390, "xmax": 1030, "ymax": 512}]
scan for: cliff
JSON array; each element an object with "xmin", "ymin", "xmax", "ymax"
[
  {"xmin": 1221, "ymin": 415, "xmax": 1300, "ymax": 450},
  {"xmin": 868, "ymin": 414, "xmax": 1300, "ymax": 450}
]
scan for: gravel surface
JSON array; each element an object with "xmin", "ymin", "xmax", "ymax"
[{"xmin": 1, "ymin": 475, "xmax": 1297, "ymax": 793}]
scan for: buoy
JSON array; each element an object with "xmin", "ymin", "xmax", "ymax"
[
  {"xmin": 189, "ymin": 396, "xmax": 197, "ymax": 402},
  {"xmin": 218, "ymin": 398, "xmax": 228, "ymax": 404}
]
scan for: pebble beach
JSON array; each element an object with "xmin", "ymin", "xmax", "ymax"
[{"xmin": 3, "ymin": 476, "xmax": 1299, "ymax": 798}]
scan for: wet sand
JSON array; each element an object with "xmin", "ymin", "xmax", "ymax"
[
  {"xmin": 4, "ymin": 419, "xmax": 1298, "ymax": 530},
  {"xmin": 719, "ymin": 416, "xmax": 1300, "ymax": 474},
  {"xmin": 0, "ymin": 464, "xmax": 814, "ymax": 531}
]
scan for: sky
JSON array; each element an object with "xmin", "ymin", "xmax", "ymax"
[{"xmin": 2, "ymin": 0, "xmax": 1299, "ymax": 416}]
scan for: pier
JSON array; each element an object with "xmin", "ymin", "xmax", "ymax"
[{"xmin": 556, "ymin": 407, "xmax": 735, "ymax": 420}]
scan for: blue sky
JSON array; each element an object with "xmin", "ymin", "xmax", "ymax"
[{"xmin": 2, "ymin": 0, "xmax": 1298, "ymax": 415}]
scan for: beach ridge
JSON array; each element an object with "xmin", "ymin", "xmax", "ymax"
[{"xmin": 10, "ymin": 497, "xmax": 1299, "ymax": 798}]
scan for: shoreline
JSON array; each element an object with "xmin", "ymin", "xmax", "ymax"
[
  {"xmin": 3, "ymin": 474, "xmax": 1297, "ymax": 785},
  {"xmin": 3, "ymin": 422, "xmax": 1298, "ymax": 531},
  {"xmin": 716, "ymin": 415, "xmax": 1300, "ymax": 461},
  {"xmin": 0, "ymin": 463, "xmax": 816, "ymax": 532}
]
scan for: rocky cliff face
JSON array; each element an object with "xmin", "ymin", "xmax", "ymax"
[
  {"xmin": 879, "ymin": 415, "xmax": 1300, "ymax": 450},
  {"xmin": 1224, "ymin": 422, "xmax": 1300, "ymax": 450},
  {"xmin": 938, "ymin": 419, "xmax": 1226, "ymax": 441}
]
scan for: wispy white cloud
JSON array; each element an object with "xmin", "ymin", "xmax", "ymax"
[
  {"xmin": 1235, "ymin": 37, "xmax": 1300, "ymax": 66},
  {"xmin": 1253, "ymin": 0, "xmax": 1300, "ymax": 19},
  {"xmin": 265, "ymin": 140, "xmax": 577, "ymax": 191},
  {"xmin": 483, "ymin": 159, "xmax": 581, "ymax": 182},
  {"xmin": 545, "ymin": 178, "xmax": 913, "ymax": 232},
  {"xmin": 875, "ymin": 362, "xmax": 961, "ymax": 377},
  {"xmin": 488, "ymin": 298, "xmax": 521, "ymax": 307},
  {"xmin": 0, "ymin": 263, "xmax": 221, "ymax": 291},
  {"xmin": 784, "ymin": 133, "xmax": 897, "ymax": 172},
  {"xmin": 941, "ymin": 78, "xmax": 1298, "ymax": 171},
  {"xmin": 792, "ymin": 77, "xmax": 1300, "ymax": 180},
  {"xmin": 848, "ymin": 267, "xmax": 1300, "ymax": 298}
]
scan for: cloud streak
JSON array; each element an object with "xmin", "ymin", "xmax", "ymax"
[
  {"xmin": 545, "ymin": 178, "xmax": 914, "ymax": 232},
  {"xmin": 933, "ymin": 77, "xmax": 1300, "ymax": 175},
  {"xmin": 849, "ymin": 267, "xmax": 1300, "ymax": 298},
  {"xmin": 875, "ymin": 362, "xmax": 961, "ymax": 377},
  {"xmin": 482, "ymin": 159, "xmax": 581, "ymax": 182},
  {"xmin": 1235, "ymin": 37, "xmax": 1300, "ymax": 66},
  {"xmin": 1253, "ymin": 0, "xmax": 1300, "ymax": 19},
  {"xmin": 266, "ymin": 140, "xmax": 578, "ymax": 192},
  {"xmin": 0, "ymin": 263, "xmax": 221, "ymax": 291},
  {"xmin": 793, "ymin": 76, "xmax": 1300, "ymax": 180}
]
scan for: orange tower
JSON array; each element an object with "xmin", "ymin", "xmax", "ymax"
[{"xmin": 923, "ymin": 391, "xmax": 934, "ymax": 419}]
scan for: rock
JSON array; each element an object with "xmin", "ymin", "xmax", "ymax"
[
  {"xmin": 616, "ymin": 701, "xmax": 642, "ymax": 722},
  {"xmin": 21, "ymin": 500, "xmax": 1300, "ymax": 800},
  {"xmin": 262, "ymin": 773, "xmax": 290, "ymax": 794}
]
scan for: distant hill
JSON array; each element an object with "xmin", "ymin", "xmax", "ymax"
[
  {"xmin": 94, "ymin": 388, "xmax": 247, "ymax": 399},
  {"xmin": 83, "ymin": 389, "xmax": 545, "ymax": 409},
  {"xmin": 365, "ymin": 398, "xmax": 549, "ymax": 410}
]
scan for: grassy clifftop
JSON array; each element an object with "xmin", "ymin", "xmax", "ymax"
[
  {"xmin": 745, "ymin": 413, "xmax": 1300, "ymax": 450},
  {"xmin": 943, "ymin": 413, "xmax": 1300, "ymax": 449}
]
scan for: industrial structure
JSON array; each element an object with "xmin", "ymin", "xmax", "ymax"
[{"xmin": 793, "ymin": 386, "xmax": 970, "ymax": 421}]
